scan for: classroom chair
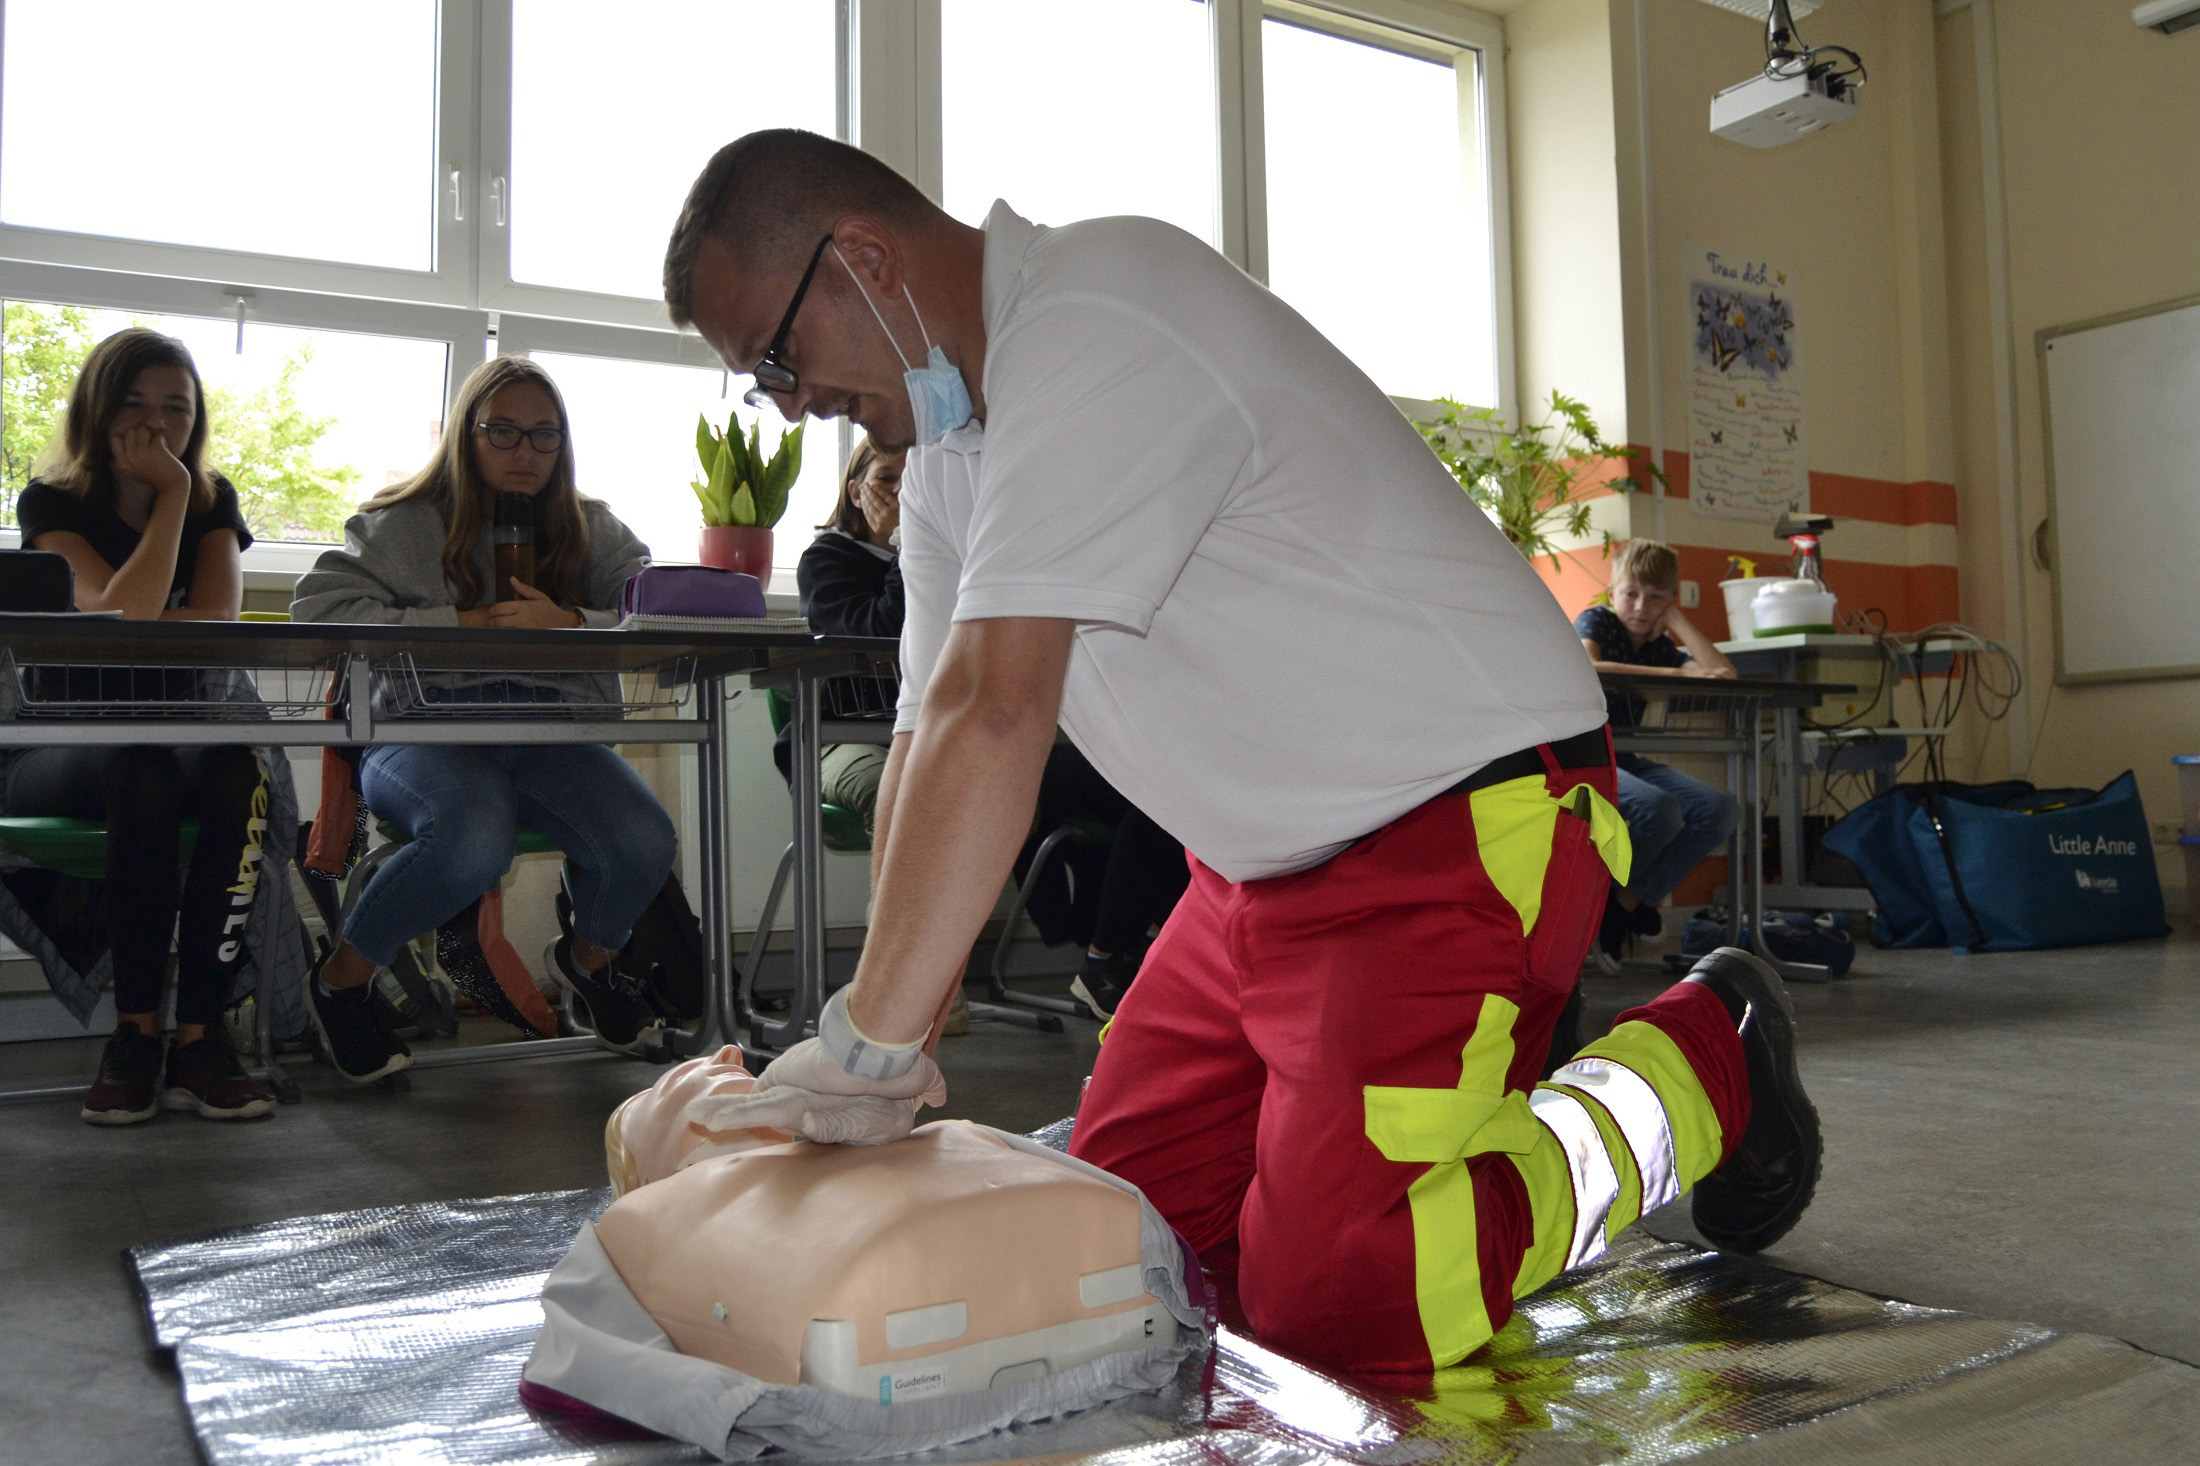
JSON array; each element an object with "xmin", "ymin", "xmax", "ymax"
[{"xmin": 0, "ymin": 815, "xmax": 302, "ymax": 1104}]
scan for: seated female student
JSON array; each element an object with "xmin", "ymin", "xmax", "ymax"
[
  {"xmin": 290, "ymin": 357, "xmax": 676, "ymax": 1082},
  {"xmin": 791, "ymin": 437, "xmax": 1189, "ymax": 1028},
  {"xmin": 1575, "ymin": 538, "xmax": 1741, "ymax": 959},
  {"xmin": 7, "ymin": 328, "xmax": 274, "ymax": 1125}
]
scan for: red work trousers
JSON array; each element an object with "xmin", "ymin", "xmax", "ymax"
[{"xmin": 1070, "ymin": 751, "xmax": 1750, "ymax": 1378}]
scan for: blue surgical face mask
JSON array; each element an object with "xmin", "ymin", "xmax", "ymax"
[{"xmin": 836, "ymin": 247, "xmax": 973, "ymax": 445}]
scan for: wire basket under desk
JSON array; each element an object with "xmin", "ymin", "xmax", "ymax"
[
  {"xmin": 369, "ymin": 652, "xmax": 699, "ymax": 721},
  {"xmin": 3, "ymin": 655, "xmax": 343, "ymax": 723}
]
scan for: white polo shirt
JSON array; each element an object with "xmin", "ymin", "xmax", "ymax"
[{"xmin": 895, "ymin": 202, "xmax": 1604, "ymax": 882}]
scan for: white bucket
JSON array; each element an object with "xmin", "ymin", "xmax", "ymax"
[{"xmin": 1720, "ymin": 577, "xmax": 1793, "ymax": 641}]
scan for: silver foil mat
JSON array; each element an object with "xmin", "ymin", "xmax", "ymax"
[{"xmin": 130, "ymin": 1186, "xmax": 2200, "ymax": 1466}]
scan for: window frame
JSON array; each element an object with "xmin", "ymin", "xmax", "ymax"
[
  {"xmin": 0, "ymin": 0, "xmax": 1513, "ymax": 570},
  {"xmin": 0, "ymin": 0, "xmax": 481, "ymax": 310}
]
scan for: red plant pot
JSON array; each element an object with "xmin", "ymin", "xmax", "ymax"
[{"xmin": 699, "ymin": 526, "xmax": 773, "ymax": 593}]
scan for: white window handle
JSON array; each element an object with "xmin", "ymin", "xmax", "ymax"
[
  {"xmin": 448, "ymin": 168, "xmax": 465, "ymax": 222},
  {"xmin": 492, "ymin": 176, "xmax": 508, "ymax": 228}
]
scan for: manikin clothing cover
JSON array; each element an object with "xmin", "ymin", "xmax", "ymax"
[{"xmin": 524, "ymin": 1049, "xmax": 1208, "ymax": 1460}]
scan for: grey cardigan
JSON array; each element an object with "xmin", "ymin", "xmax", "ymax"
[{"xmin": 292, "ymin": 494, "xmax": 651, "ymax": 711}]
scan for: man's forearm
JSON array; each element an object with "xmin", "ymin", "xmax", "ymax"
[
  {"xmin": 870, "ymin": 733, "xmax": 909, "ymax": 894},
  {"xmin": 844, "ymin": 620, "xmax": 1072, "ymax": 1046}
]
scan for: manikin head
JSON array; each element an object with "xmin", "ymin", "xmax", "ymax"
[
  {"xmin": 604, "ymin": 1045, "xmax": 789, "ymax": 1198},
  {"xmin": 663, "ymin": 129, "xmax": 981, "ymax": 454}
]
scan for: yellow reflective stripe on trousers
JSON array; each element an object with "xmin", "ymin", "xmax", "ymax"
[
  {"xmin": 1364, "ymin": 997, "xmax": 1521, "ymax": 1366},
  {"xmin": 1468, "ymin": 776, "xmax": 1634, "ymax": 937},
  {"xmin": 1525, "ymin": 1087, "xmax": 1621, "ymax": 1271},
  {"xmin": 1546, "ymin": 1058, "xmax": 1680, "ymax": 1216},
  {"xmin": 1574, "ymin": 1020, "xmax": 1728, "ymax": 1191}
]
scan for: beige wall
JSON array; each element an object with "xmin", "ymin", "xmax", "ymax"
[
  {"xmin": 1606, "ymin": 0, "xmax": 1948, "ymax": 489},
  {"xmin": 1505, "ymin": 0, "xmax": 1632, "ymax": 441},
  {"xmin": 1937, "ymin": 0, "xmax": 2200, "ymax": 876},
  {"xmin": 1507, "ymin": 0, "xmax": 2199, "ymax": 892}
]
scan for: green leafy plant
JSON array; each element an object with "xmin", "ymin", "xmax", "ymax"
[
  {"xmin": 691, "ymin": 411, "xmax": 804, "ymax": 529},
  {"xmin": 1414, "ymin": 391, "xmax": 1664, "ymax": 571}
]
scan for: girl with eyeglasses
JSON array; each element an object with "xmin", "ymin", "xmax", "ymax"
[
  {"xmin": 291, "ymin": 356, "xmax": 675, "ymax": 1082},
  {"xmin": 6, "ymin": 328, "xmax": 276, "ymax": 1125}
]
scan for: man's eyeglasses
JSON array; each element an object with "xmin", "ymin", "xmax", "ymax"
[
  {"xmin": 744, "ymin": 234, "xmax": 835, "ymax": 409},
  {"xmin": 475, "ymin": 422, "xmax": 566, "ymax": 453}
]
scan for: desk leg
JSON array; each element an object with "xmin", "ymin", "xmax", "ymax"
[
  {"xmin": 756, "ymin": 667, "xmax": 826, "ymax": 1052},
  {"xmin": 1775, "ymin": 703, "xmax": 1806, "ymax": 894},
  {"xmin": 1748, "ymin": 702, "xmax": 1831, "ymax": 982},
  {"xmin": 673, "ymin": 676, "xmax": 729, "ymax": 1057},
  {"xmin": 1724, "ymin": 713, "xmax": 1746, "ymax": 946}
]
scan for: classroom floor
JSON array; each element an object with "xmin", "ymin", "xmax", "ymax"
[{"xmin": 2, "ymin": 936, "xmax": 2196, "ymax": 1466}]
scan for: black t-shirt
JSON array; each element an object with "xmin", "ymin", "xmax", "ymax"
[
  {"xmin": 17, "ymin": 475, "xmax": 253, "ymax": 608},
  {"xmin": 1575, "ymin": 604, "xmax": 1689, "ymax": 733},
  {"xmin": 15, "ymin": 476, "xmax": 252, "ymax": 706}
]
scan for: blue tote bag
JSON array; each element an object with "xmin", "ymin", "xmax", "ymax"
[{"xmin": 1905, "ymin": 772, "xmax": 2169, "ymax": 952}]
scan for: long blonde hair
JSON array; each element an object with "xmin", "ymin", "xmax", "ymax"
[
  {"xmin": 40, "ymin": 328, "xmax": 218, "ymax": 515},
  {"xmin": 367, "ymin": 356, "xmax": 591, "ymax": 608}
]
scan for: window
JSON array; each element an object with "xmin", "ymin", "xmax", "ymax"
[
  {"xmin": 507, "ymin": 1, "xmax": 837, "ymax": 302},
  {"xmin": 534, "ymin": 352, "xmax": 840, "ymax": 573},
  {"xmin": 0, "ymin": 2, "xmax": 1512, "ymax": 565},
  {"xmin": 1261, "ymin": 10, "xmax": 1497, "ymax": 408},
  {"xmin": 0, "ymin": 0, "xmax": 439, "ymax": 273},
  {"xmin": 1, "ymin": 300, "xmax": 450, "ymax": 542},
  {"xmin": 941, "ymin": 0, "xmax": 1219, "ymax": 241}
]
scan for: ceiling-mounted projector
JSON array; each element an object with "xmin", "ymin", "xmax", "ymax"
[
  {"xmin": 2133, "ymin": 0, "xmax": 2200, "ymax": 35},
  {"xmin": 1707, "ymin": 0, "xmax": 1865, "ymax": 148}
]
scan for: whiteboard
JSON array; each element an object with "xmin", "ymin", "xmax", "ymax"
[{"xmin": 2039, "ymin": 294, "xmax": 2200, "ymax": 683}]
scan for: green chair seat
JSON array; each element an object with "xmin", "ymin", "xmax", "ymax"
[
  {"xmin": 374, "ymin": 819, "xmax": 558, "ymax": 857},
  {"xmin": 0, "ymin": 816, "xmax": 199, "ymax": 882},
  {"xmin": 821, "ymin": 802, "xmax": 870, "ymax": 854}
]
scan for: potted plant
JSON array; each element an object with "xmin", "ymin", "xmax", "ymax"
[
  {"xmin": 692, "ymin": 411, "xmax": 804, "ymax": 589},
  {"xmin": 1413, "ymin": 391, "xmax": 1662, "ymax": 571}
]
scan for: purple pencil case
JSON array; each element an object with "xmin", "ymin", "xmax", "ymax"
[{"xmin": 620, "ymin": 565, "xmax": 767, "ymax": 620}]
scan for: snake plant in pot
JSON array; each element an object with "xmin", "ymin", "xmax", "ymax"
[{"xmin": 692, "ymin": 411, "xmax": 804, "ymax": 590}]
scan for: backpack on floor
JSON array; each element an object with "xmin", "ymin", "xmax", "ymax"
[{"xmin": 1681, "ymin": 908, "xmax": 1856, "ymax": 977}]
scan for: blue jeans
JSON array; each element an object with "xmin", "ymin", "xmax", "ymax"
[
  {"xmin": 1615, "ymin": 759, "xmax": 1738, "ymax": 907},
  {"xmin": 346, "ymin": 743, "xmax": 678, "ymax": 966}
]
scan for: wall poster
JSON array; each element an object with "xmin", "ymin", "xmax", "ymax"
[{"xmin": 1686, "ymin": 244, "xmax": 1807, "ymax": 520}]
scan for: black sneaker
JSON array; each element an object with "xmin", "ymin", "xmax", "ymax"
[
  {"xmin": 1683, "ymin": 947, "xmax": 1822, "ymax": 1253},
  {"xmin": 305, "ymin": 952, "xmax": 414, "ymax": 1085},
  {"xmin": 1069, "ymin": 950, "xmax": 1140, "ymax": 1021},
  {"xmin": 81, "ymin": 1024, "xmax": 163, "ymax": 1126},
  {"xmin": 546, "ymin": 938, "xmax": 661, "ymax": 1055},
  {"xmin": 1597, "ymin": 892, "xmax": 1633, "ymax": 959},
  {"xmin": 161, "ymin": 1029, "xmax": 277, "ymax": 1120}
]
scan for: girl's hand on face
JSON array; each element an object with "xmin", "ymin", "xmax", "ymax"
[
  {"xmin": 484, "ymin": 578, "xmax": 584, "ymax": 628},
  {"xmin": 111, "ymin": 425, "xmax": 192, "ymax": 499},
  {"xmin": 858, "ymin": 479, "xmax": 900, "ymax": 545}
]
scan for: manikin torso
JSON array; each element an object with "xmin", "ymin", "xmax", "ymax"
[{"xmin": 598, "ymin": 1053, "xmax": 1155, "ymax": 1387}]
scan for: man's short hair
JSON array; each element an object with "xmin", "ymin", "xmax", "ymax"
[
  {"xmin": 1611, "ymin": 538, "xmax": 1681, "ymax": 592},
  {"xmin": 663, "ymin": 129, "xmax": 938, "ymax": 328}
]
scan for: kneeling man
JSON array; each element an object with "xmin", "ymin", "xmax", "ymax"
[{"xmin": 666, "ymin": 130, "xmax": 1820, "ymax": 1378}]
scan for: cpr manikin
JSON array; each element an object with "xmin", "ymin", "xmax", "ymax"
[{"xmin": 526, "ymin": 1051, "xmax": 1208, "ymax": 1460}]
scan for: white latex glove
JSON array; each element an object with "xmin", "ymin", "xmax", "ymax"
[{"xmin": 686, "ymin": 989, "xmax": 947, "ymax": 1146}]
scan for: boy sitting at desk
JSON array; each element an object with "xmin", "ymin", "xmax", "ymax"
[{"xmin": 1575, "ymin": 540, "xmax": 1739, "ymax": 959}]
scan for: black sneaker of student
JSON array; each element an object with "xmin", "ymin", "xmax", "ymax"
[
  {"xmin": 1069, "ymin": 950, "xmax": 1142, "ymax": 1021},
  {"xmin": 305, "ymin": 952, "xmax": 414, "ymax": 1085},
  {"xmin": 547, "ymin": 938, "xmax": 661, "ymax": 1056},
  {"xmin": 161, "ymin": 1028, "xmax": 277, "ymax": 1121},
  {"xmin": 81, "ymin": 1023, "xmax": 164, "ymax": 1126},
  {"xmin": 1597, "ymin": 892, "xmax": 1633, "ymax": 960},
  {"xmin": 1541, "ymin": 983, "xmax": 1586, "ymax": 1081},
  {"xmin": 1683, "ymin": 946, "xmax": 1822, "ymax": 1253},
  {"xmin": 1628, "ymin": 900, "xmax": 1666, "ymax": 943}
]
